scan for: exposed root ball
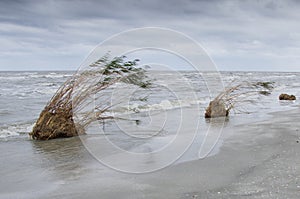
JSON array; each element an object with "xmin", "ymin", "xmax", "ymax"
[
  {"xmin": 30, "ymin": 109, "xmax": 79, "ymax": 140},
  {"xmin": 205, "ymin": 100, "xmax": 229, "ymax": 118}
]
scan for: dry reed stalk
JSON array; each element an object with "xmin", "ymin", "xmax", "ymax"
[
  {"xmin": 30, "ymin": 55, "xmax": 151, "ymax": 140},
  {"xmin": 205, "ymin": 81, "xmax": 274, "ymax": 118}
]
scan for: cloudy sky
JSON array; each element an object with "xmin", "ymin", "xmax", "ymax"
[{"xmin": 0, "ymin": 0, "xmax": 300, "ymax": 71}]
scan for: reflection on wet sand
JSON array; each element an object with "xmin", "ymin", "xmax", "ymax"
[{"xmin": 31, "ymin": 137, "xmax": 95, "ymax": 181}]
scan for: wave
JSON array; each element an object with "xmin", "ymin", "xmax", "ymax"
[
  {"xmin": 0, "ymin": 122, "xmax": 34, "ymax": 139},
  {"xmin": 110, "ymin": 98, "xmax": 209, "ymax": 116},
  {"xmin": 0, "ymin": 72, "xmax": 72, "ymax": 82}
]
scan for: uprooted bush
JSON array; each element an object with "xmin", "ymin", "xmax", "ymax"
[
  {"xmin": 30, "ymin": 55, "xmax": 151, "ymax": 140},
  {"xmin": 205, "ymin": 81, "xmax": 274, "ymax": 118}
]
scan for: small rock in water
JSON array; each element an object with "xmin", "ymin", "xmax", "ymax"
[{"xmin": 279, "ymin": 93, "xmax": 296, "ymax": 100}]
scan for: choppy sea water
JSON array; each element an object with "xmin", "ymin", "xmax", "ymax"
[
  {"xmin": 0, "ymin": 71, "xmax": 300, "ymax": 198},
  {"xmin": 1, "ymin": 71, "xmax": 299, "ymax": 139}
]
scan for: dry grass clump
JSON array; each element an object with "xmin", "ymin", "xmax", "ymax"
[
  {"xmin": 30, "ymin": 54, "xmax": 151, "ymax": 140},
  {"xmin": 205, "ymin": 81, "xmax": 274, "ymax": 118}
]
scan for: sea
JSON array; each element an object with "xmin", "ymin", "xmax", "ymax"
[
  {"xmin": 1, "ymin": 71, "xmax": 299, "ymax": 139},
  {"xmin": 0, "ymin": 71, "xmax": 299, "ymax": 198}
]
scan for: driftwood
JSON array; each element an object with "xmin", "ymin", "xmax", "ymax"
[
  {"xmin": 30, "ymin": 55, "xmax": 151, "ymax": 140},
  {"xmin": 205, "ymin": 81, "xmax": 274, "ymax": 118}
]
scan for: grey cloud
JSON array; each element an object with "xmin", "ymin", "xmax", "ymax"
[{"xmin": 0, "ymin": 0, "xmax": 300, "ymax": 71}]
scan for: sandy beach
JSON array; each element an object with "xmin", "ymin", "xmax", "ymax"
[
  {"xmin": 1, "ymin": 106, "xmax": 299, "ymax": 199},
  {"xmin": 48, "ymin": 108, "xmax": 300, "ymax": 199}
]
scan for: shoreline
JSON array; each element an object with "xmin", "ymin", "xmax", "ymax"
[
  {"xmin": 149, "ymin": 106, "xmax": 300, "ymax": 198},
  {"xmin": 1, "ymin": 106, "xmax": 300, "ymax": 198},
  {"xmin": 40, "ymin": 106, "xmax": 300, "ymax": 198}
]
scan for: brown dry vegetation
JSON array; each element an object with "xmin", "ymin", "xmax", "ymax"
[
  {"xmin": 205, "ymin": 81, "xmax": 274, "ymax": 118},
  {"xmin": 30, "ymin": 55, "xmax": 151, "ymax": 140}
]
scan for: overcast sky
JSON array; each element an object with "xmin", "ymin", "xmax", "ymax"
[{"xmin": 0, "ymin": 0, "xmax": 300, "ymax": 71}]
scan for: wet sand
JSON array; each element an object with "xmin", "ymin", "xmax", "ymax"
[{"xmin": 1, "ymin": 108, "xmax": 300, "ymax": 199}]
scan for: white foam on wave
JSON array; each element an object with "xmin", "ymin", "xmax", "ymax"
[
  {"xmin": 111, "ymin": 98, "xmax": 209, "ymax": 116},
  {"xmin": 0, "ymin": 123, "xmax": 34, "ymax": 138},
  {"xmin": 0, "ymin": 72, "xmax": 67, "ymax": 81},
  {"xmin": 5, "ymin": 88, "xmax": 58, "ymax": 98},
  {"xmin": 29, "ymin": 73, "xmax": 72, "ymax": 79},
  {"xmin": 0, "ymin": 76, "xmax": 26, "ymax": 81},
  {"xmin": 222, "ymin": 75, "xmax": 242, "ymax": 83}
]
